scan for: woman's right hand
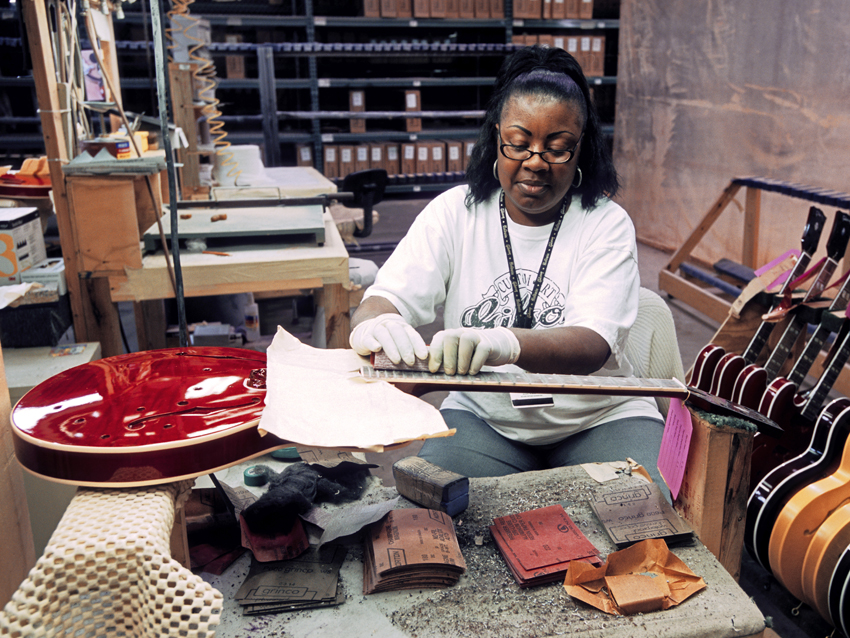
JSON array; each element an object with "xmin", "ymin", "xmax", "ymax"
[{"xmin": 349, "ymin": 313, "xmax": 428, "ymax": 366}]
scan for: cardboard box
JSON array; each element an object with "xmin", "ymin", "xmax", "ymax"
[
  {"xmin": 552, "ymin": 0, "xmax": 566, "ymax": 18},
  {"xmin": 445, "ymin": 0, "xmax": 460, "ymax": 18},
  {"xmin": 413, "ymin": 0, "xmax": 430, "ymax": 17},
  {"xmin": 538, "ymin": 33, "xmax": 555, "ymax": 48},
  {"xmin": 355, "ymin": 144, "xmax": 371, "ymax": 173},
  {"xmin": 364, "ymin": 0, "xmax": 381, "ymax": 17},
  {"xmin": 566, "ymin": 35, "xmax": 580, "ymax": 64},
  {"xmin": 512, "ymin": 34, "xmax": 525, "ymax": 45},
  {"xmin": 446, "ymin": 140, "xmax": 463, "ymax": 172},
  {"xmin": 578, "ymin": 0, "xmax": 593, "ymax": 18},
  {"xmin": 463, "ymin": 139, "xmax": 476, "ymax": 170},
  {"xmin": 542, "ymin": 0, "xmax": 553, "ymax": 19},
  {"xmin": 416, "ymin": 142, "xmax": 431, "ymax": 174},
  {"xmin": 474, "ymin": 0, "xmax": 490, "ymax": 18},
  {"xmin": 349, "ymin": 90, "xmax": 366, "ymax": 134},
  {"xmin": 384, "ymin": 143, "xmax": 401, "ymax": 175},
  {"xmin": 339, "ymin": 145, "xmax": 356, "ymax": 177},
  {"xmin": 511, "ymin": 0, "xmax": 528, "ymax": 17},
  {"xmin": 397, "ymin": 0, "xmax": 413, "ymax": 16},
  {"xmin": 224, "ymin": 34, "xmax": 245, "ymax": 79},
  {"xmin": 401, "ymin": 143, "xmax": 417, "ymax": 174},
  {"xmin": 296, "ymin": 143, "xmax": 313, "ymax": 167},
  {"xmin": 524, "ymin": 34, "xmax": 539, "ymax": 45},
  {"xmin": 565, "ymin": 0, "xmax": 579, "ymax": 18},
  {"xmin": 459, "ymin": 0, "xmax": 475, "ymax": 17},
  {"xmin": 553, "ymin": 35, "xmax": 566, "ymax": 50},
  {"xmin": 528, "ymin": 0, "xmax": 542, "ymax": 18},
  {"xmin": 673, "ymin": 406, "xmax": 754, "ymax": 581},
  {"xmin": 380, "ymin": 0, "xmax": 398, "ymax": 17},
  {"xmin": 430, "ymin": 141, "xmax": 446, "ymax": 173},
  {"xmin": 579, "ymin": 35, "xmax": 593, "ymax": 72},
  {"xmin": 405, "ymin": 90, "xmax": 422, "ymax": 133},
  {"xmin": 369, "ymin": 143, "xmax": 384, "ymax": 170},
  {"xmin": 0, "ymin": 207, "xmax": 47, "ymax": 285},
  {"xmin": 323, "ymin": 145, "xmax": 340, "ymax": 179},
  {"xmin": 490, "ymin": 0, "xmax": 504, "ymax": 18},
  {"xmin": 430, "ymin": 0, "xmax": 446, "ymax": 17},
  {"xmin": 590, "ymin": 35, "xmax": 605, "ymax": 76}
]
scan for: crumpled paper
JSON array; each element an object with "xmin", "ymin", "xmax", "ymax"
[
  {"xmin": 257, "ymin": 326, "xmax": 451, "ymax": 452},
  {"xmin": 563, "ymin": 538, "xmax": 706, "ymax": 615},
  {"xmin": 0, "ymin": 282, "xmax": 34, "ymax": 309}
]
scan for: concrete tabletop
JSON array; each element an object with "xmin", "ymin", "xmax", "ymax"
[{"xmin": 202, "ymin": 464, "xmax": 765, "ymax": 638}]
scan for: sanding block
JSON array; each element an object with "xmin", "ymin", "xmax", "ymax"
[{"xmin": 392, "ymin": 456, "xmax": 469, "ymax": 517}]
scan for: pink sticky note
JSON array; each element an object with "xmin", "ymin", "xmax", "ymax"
[{"xmin": 657, "ymin": 398, "xmax": 693, "ymax": 500}]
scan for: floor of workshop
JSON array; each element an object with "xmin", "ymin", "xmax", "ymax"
[{"xmin": 121, "ymin": 194, "xmax": 834, "ymax": 638}]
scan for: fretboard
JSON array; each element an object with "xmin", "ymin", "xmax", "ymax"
[{"xmin": 361, "ymin": 366, "xmax": 689, "ymax": 398}]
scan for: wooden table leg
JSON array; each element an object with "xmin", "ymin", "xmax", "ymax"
[{"xmin": 323, "ymin": 283, "xmax": 350, "ymax": 349}]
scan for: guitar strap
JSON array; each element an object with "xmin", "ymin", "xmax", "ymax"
[{"xmin": 498, "ymin": 190, "xmax": 569, "ymax": 329}]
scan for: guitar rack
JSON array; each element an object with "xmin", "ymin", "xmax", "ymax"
[{"xmin": 663, "ymin": 176, "xmax": 850, "ymax": 395}]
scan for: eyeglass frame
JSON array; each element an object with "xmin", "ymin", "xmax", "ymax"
[{"xmin": 497, "ymin": 130, "xmax": 584, "ymax": 165}]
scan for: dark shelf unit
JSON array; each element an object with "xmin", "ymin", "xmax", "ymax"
[{"xmin": 0, "ymin": 0, "xmax": 619, "ymax": 194}]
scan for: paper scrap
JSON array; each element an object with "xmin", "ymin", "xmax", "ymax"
[
  {"xmin": 0, "ymin": 282, "xmax": 34, "ymax": 310},
  {"xmin": 258, "ymin": 327, "xmax": 450, "ymax": 451},
  {"xmin": 563, "ymin": 538, "xmax": 706, "ymax": 615},
  {"xmin": 301, "ymin": 496, "xmax": 400, "ymax": 546},
  {"xmin": 656, "ymin": 399, "xmax": 693, "ymax": 500}
]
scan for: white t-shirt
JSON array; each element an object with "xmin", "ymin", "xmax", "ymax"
[{"xmin": 365, "ymin": 185, "xmax": 661, "ymax": 444}]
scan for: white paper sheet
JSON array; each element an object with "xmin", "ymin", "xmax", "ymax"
[{"xmin": 258, "ymin": 327, "xmax": 450, "ymax": 451}]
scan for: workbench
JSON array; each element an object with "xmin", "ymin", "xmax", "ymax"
[
  {"xmin": 204, "ymin": 463, "xmax": 766, "ymax": 638},
  {"xmin": 107, "ymin": 211, "xmax": 351, "ymax": 349}
]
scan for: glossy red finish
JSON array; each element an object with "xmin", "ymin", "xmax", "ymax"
[
  {"xmin": 12, "ymin": 347, "xmax": 267, "ymax": 449},
  {"xmin": 0, "ymin": 173, "xmax": 52, "ymax": 198}
]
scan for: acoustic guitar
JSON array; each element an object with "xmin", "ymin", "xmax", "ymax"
[
  {"xmin": 749, "ymin": 310, "xmax": 850, "ymax": 484},
  {"xmin": 690, "ymin": 206, "xmax": 825, "ymax": 395},
  {"xmin": 801, "ymin": 501, "xmax": 850, "ymax": 622},
  {"xmin": 768, "ymin": 409, "xmax": 850, "ymax": 602},
  {"xmin": 11, "ymin": 346, "xmax": 779, "ymax": 487},
  {"xmin": 731, "ymin": 212, "xmax": 850, "ymax": 410},
  {"xmin": 744, "ymin": 397, "xmax": 850, "ymax": 575}
]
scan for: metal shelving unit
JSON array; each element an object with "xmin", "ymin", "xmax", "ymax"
[{"xmin": 1, "ymin": 1, "xmax": 619, "ymax": 193}]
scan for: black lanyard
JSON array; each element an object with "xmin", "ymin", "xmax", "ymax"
[{"xmin": 499, "ymin": 191, "xmax": 568, "ymax": 329}]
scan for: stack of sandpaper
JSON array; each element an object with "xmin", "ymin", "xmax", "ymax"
[
  {"xmin": 588, "ymin": 478, "xmax": 694, "ymax": 547},
  {"xmin": 392, "ymin": 456, "xmax": 469, "ymax": 516},
  {"xmin": 490, "ymin": 504, "xmax": 602, "ymax": 587},
  {"xmin": 363, "ymin": 508, "xmax": 466, "ymax": 594},
  {"xmin": 234, "ymin": 545, "xmax": 347, "ymax": 615}
]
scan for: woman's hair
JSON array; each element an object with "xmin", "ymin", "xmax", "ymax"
[{"xmin": 465, "ymin": 45, "xmax": 619, "ymax": 210}]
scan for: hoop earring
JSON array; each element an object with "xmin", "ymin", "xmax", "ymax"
[
  {"xmin": 572, "ymin": 167, "xmax": 582, "ymax": 188},
  {"xmin": 493, "ymin": 159, "xmax": 499, "ymax": 181}
]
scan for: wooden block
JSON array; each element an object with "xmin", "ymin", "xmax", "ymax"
[
  {"xmin": 673, "ymin": 406, "xmax": 754, "ymax": 580},
  {"xmin": 393, "ymin": 456, "xmax": 469, "ymax": 515},
  {"xmin": 66, "ymin": 175, "xmax": 144, "ymax": 273},
  {"xmin": 224, "ymin": 34, "xmax": 245, "ymax": 79},
  {"xmin": 445, "ymin": 0, "xmax": 460, "ymax": 17}
]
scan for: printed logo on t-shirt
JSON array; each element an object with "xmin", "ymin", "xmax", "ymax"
[{"xmin": 460, "ymin": 269, "xmax": 566, "ymax": 328}]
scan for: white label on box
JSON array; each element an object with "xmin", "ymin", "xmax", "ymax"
[
  {"xmin": 318, "ymin": 78, "xmax": 331, "ymax": 87},
  {"xmin": 554, "ymin": 36, "xmax": 565, "ymax": 47},
  {"xmin": 226, "ymin": 17, "xmax": 242, "ymax": 26},
  {"xmin": 432, "ymin": 146, "xmax": 443, "ymax": 160},
  {"xmin": 449, "ymin": 146, "xmax": 460, "ymax": 161},
  {"xmin": 314, "ymin": 16, "xmax": 327, "ymax": 25},
  {"xmin": 581, "ymin": 36, "xmax": 592, "ymax": 51},
  {"xmin": 413, "ymin": 185, "xmax": 422, "ymax": 192},
  {"xmin": 371, "ymin": 147, "xmax": 382, "ymax": 161},
  {"xmin": 466, "ymin": 142, "xmax": 475, "ymax": 155},
  {"xmin": 351, "ymin": 91, "xmax": 364, "ymax": 107},
  {"xmin": 406, "ymin": 93, "xmax": 419, "ymax": 109},
  {"xmin": 568, "ymin": 37, "xmax": 578, "ymax": 53},
  {"xmin": 555, "ymin": 0, "xmax": 564, "ymax": 3},
  {"xmin": 593, "ymin": 37, "xmax": 603, "ymax": 52},
  {"xmin": 321, "ymin": 133, "xmax": 335, "ymax": 142},
  {"xmin": 300, "ymin": 147, "xmax": 312, "ymax": 162},
  {"xmin": 342, "ymin": 148, "xmax": 353, "ymax": 163},
  {"xmin": 418, "ymin": 146, "xmax": 429, "ymax": 161},
  {"xmin": 413, "ymin": 80, "xmax": 422, "ymax": 87},
  {"xmin": 404, "ymin": 146, "xmax": 415, "ymax": 159},
  {"xmin": 388, "ymin": 147, "xmax": 399, "ymax": 160},
  {"xmin": 357, "ymin": 147, "xmax": 368, "ymax": 161},
  {"xmin": 326, "ymin": 147, "xmax": 337, "ymax": 161}
]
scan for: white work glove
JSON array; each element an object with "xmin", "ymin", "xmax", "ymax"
[
  {"xmin": 349, "ymin": 313, "xmax": 428, "ymax": 366},
  {"xmin": 429, "ymin": 327, "xmax": 521, "ymax": 375}
]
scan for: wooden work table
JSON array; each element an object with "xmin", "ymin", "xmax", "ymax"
[{"xmin": 107, "ymin": 212, "xmax": 351, "ymax": 349}]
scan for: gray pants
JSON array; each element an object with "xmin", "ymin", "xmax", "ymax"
[{"xmin": 419, "ymin": 408, "xmax": 667, "ymax": 490}]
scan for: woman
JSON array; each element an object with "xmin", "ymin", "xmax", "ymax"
[{"xmin": 349, "ymin": 46, "xmax": 666, "ymax": 484}]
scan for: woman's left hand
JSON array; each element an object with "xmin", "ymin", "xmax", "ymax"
[{"xmin": 428, "ymin": 327, "xmax": 521, "ymax": 375}]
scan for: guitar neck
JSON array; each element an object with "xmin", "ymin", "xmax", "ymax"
[
  {"xmin": 361, "ymin": 367, "xmax": 689, "ymax": 398},
  {"xmin": 801, "ymin": 322, "xmax": 850, "ymax": 422}
]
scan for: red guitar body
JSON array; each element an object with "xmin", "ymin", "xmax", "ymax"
[
  {"xmin": 10, "ymin": 347, "xmax": 283, "ymax": 487},
  {"xmin": 690, "ymin": 344, "xmax": 725, "ymax": 392},
  {"xmin": 731, "ymin": 363, "xmax": 769, "ymax": 410},
  {"xmin": 709, "ymin": 352, "xmax": 746, "ymax": 400}
]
